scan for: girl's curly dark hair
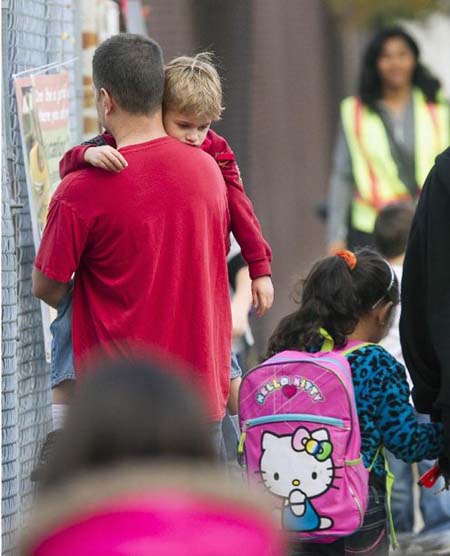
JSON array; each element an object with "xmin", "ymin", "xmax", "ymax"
[
  {"xmin": 358, "ymin": 26, "xmax": 441, "ymax": 109},
  {"xmin": 266, "ymin": 248, "xmax": 399, "ymax": 358}
]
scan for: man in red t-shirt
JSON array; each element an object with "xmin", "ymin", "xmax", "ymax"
[{"xmin": 32, "ymin": 34, "xmax": 231, "ymax": 427}]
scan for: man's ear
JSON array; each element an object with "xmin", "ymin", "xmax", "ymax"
[{"xmin": 100, "ymin": 88, "xmax": 114, "ymax": 116}]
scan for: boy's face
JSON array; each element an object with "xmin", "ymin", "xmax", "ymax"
[{"xmin": 163, "ymin": 110, "xmax": 211, "ymax": 147}]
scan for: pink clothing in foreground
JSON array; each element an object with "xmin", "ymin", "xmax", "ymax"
[{"xmin": 30, "ymin": 492, "xmax": 284, "ymax": 556}]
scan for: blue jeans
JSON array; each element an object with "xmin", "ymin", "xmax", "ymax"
[
  {"xmin": 386, "ymin": 412, "xmax": 450, "ymax": 537},
  {"xmin": 50, "ymin": 288, "xmax": 76, "ymax": 388},
  {"xmin": 230, "ymin": 351, "xmax": 242, "ymax": 380}
]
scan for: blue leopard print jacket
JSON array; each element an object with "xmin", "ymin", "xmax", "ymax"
[{"xmin": 345, "ymin": 344, "xmax": 443, "ymax": 477}]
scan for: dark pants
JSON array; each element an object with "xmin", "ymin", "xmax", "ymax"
[{"xmin": 291, "ymin": 475, "xmax": 388, "ymax": 556}]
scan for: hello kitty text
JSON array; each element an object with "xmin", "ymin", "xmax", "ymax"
[{"xmin": 256, "ymin": 376, "xmax": 324, "ymax": 405}]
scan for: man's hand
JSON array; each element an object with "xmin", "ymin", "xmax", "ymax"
[
  {"xmin": 252, "ymin": 276, "xmax": 274, "ymax": 317},
  {"xmin": 84, "ymin": 146, "xmax": 128, "ymax": 173}
]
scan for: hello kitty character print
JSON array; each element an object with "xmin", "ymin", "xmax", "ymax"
[
  {"xmin": 239, "ymin": 347, "xmax": 369, "ymax": 541},
  {"xmin": 259, "ymin": 426, "xmax": 336, "ymax": 532}
]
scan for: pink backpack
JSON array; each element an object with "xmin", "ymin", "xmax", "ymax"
[{"xmin": 238, "ymin": 341, "xmax": 369, "ymax": 543}]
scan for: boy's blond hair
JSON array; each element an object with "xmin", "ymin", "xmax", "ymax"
[{"xmin": 164, "ymin": 52, "xmax": 224, "ymax": 121}]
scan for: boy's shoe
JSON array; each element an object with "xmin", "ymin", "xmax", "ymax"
[{"xmin": 30, "ymin": 430, "xmax": 62, "ymax": 482}]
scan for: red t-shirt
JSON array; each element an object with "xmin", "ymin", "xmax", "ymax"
[{"xmin": 36, "ymin": 137, "xmax": 231, "ymax": 421}]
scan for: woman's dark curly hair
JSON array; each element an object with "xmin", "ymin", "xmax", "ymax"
[
  {"xmin": 359, "ymin": 26, "xmax": 441, "ymax": 109},
  {"xmin": 266, "ymin": 248, "xmax": 399, "ymax": 358}
]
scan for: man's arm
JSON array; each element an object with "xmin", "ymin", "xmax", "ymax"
[
  {"xmin": 32, "ymin": 267, "xmax": 69, "ymax": 309},
  {"xmin": 33, "ymin": 187, "xmax": 89, "ymax": 309}
]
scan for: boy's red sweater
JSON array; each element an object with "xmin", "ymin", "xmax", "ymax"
[{"xmin": 59, "ymin": 130, "xmax": 272, "ymax": 279}]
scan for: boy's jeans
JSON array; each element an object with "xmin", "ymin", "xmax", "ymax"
[{"xmin": 50, "ymin": 288, "xmax": 76, "ymax": 387}]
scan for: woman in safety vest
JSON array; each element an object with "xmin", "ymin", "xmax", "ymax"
[{"xmin": 327, "ymin": 26, "xmax": 449, "ymax": 254}]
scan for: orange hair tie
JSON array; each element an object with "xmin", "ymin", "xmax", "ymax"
[{"xmin": 336, "ymin": 250, "xmax": 357, "ymax": 271}]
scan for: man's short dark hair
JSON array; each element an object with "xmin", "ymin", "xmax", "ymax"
[
  {"xmin": 93, "ymin": 33, "xmax": 164, "ymax": 115},
  {"xmin": 374, "ymin": 201, "xmax": 415, "ymax": 259}
]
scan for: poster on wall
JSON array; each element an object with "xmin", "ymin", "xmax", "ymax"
[{"xmin": 14, "ymin": 72, "xmax": 71, "ymax": 362}]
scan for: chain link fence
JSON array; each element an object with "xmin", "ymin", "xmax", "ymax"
[{"xmin": 2, "ymin": 1, "xmax": 82, "ymax": 553}]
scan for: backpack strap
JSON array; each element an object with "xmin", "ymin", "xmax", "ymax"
[
  {"xmin": 319, "ymin": 329, "xmax": 374, "ymax": 356},
  {"xmin": 368, "ymin": 446, "xmax": 398, "ymax": 549},
  {"xmin": 319, "ymin": 328, "xmax": 334, "ymax": 352}
]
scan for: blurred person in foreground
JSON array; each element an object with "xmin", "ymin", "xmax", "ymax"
[
  {"xmin": 327, "ymin": 26, "xmax": 449, "ymax": 254},
  {"xmin": 20, "ymin": 357, "xmax": 285, "ymax": 556},
  {"xmin": 375, "ymin": 203, "xmax": 450, "ymax": 555},
  {"xmin": 400, "ymin": 147, "xmax": 450, "ymax": 496},
  {"xmin": 32, "ymin": 34, "xmax": 233, "ymax": 451}
]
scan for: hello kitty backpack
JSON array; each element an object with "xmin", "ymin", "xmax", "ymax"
[{"xmin": 238, "ymin": 338, "xmax": 370, "ymax": 543}]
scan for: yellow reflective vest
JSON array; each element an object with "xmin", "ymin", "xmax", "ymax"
[{"xmin": 341, "ymin": 89, "xmax": 449, "ymax": 233}]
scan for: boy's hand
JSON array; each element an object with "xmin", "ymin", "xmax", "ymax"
[
  {"xmin": 84, "ymin": 146, "xmax": 128, "ymax": 172},
  {"xmin": 252, "ymin": 276, "xmax": 274, "ymax": 317}
]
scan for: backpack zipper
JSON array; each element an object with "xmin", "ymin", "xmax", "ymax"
[
  {"xmin": 237, "ymin": 413, "xmax": 345, "ymax": 454},
  {"xmin": 245, "ymin": 413, "xmax": 345, "ymax": 429},
  {"xmin": 349, "ymin": 485, "xmax": 364, "ymax": 527}
]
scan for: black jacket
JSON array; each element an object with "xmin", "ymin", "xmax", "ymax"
[{"xmin": 400, "ymin": 147, "xmax": 450, "ymax": 467}]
